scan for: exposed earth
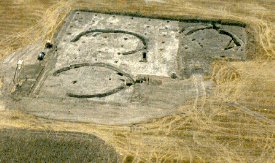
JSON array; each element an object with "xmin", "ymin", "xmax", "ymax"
[
  {"xmin": 0, "ymin": 0, "xmax": 274, "ymax": 162},
  {"xmin": 0, "ymin": 11, "xmax": 251, "ymax": 125}
]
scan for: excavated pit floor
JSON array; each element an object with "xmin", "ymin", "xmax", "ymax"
[{"xmin": 0, "ymin": 11, "xmax": 249, "ymax": 125}]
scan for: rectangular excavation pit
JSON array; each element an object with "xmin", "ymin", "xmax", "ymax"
[{"xmin": 8, "ymin": 11, "xmax": 251, "ymax": 124}]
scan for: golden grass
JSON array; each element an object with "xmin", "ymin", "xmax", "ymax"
[{"xmin": 0, "ymin": 0, "xmax": 274, "ymax": 162}]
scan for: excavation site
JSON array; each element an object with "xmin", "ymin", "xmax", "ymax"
[
  {"xmin": 1, "ymin": 11, "xmax": 250, "ymax": 124},
  {"xmin": 0, "ymin": 1, "xmax": 274, "ymax": 162}
]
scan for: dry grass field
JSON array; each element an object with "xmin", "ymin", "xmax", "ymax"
[{"xmin": 0, "ymin": 0, "xmax": 274, "ymax": 162}]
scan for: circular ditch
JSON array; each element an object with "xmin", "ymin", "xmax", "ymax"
[
  {"xmin": 183, "ymin": 24, "xmax": 244, "ymax": 53},
  {"xmin": 0, "ymin": 129, "xmax": 118, "ymax": 162},
  {"xmin": 52, "ymin": 63, "xmax": 135, "ymax": 98}
]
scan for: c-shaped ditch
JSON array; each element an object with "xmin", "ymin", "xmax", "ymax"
[{"xmin": 71, "ymin": 29, "xmax": 149, "ymax": 55}]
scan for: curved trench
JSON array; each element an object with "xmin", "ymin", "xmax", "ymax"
[
  {"xmin": 53, "ymin": 62, "xmax": 135, "ymax": 98},
  {"xmin": 71, "ymin": 29, "xmax": 149, "ymax": 55}
]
